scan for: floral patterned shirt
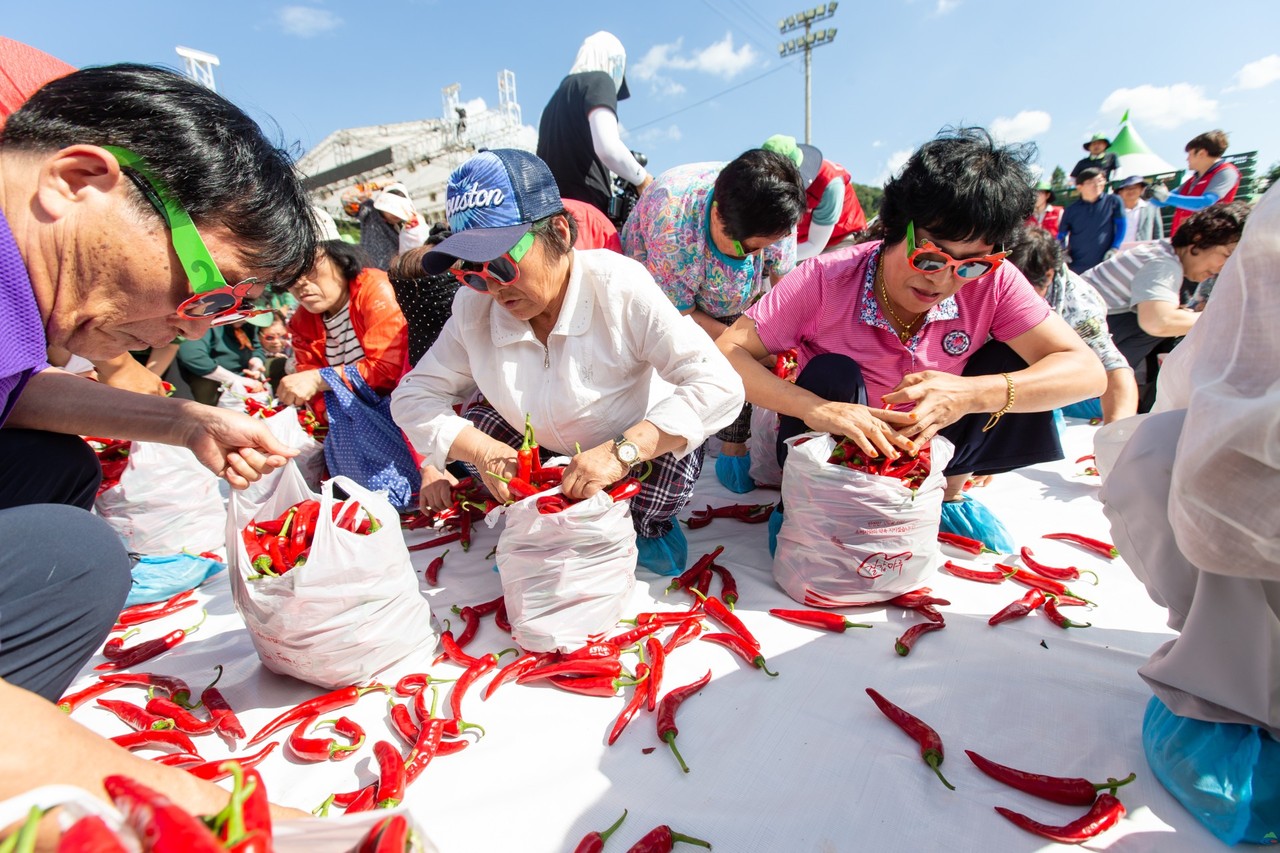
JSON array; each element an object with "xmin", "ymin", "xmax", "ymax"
[{"xmin": 621, "ymin": 163, "xmax": 796, "ymax": 319}]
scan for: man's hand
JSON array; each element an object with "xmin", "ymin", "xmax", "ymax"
[
  {"xmin": 276, "ymin": 370, "xmax": 328, "ymax": 407},
  {"xmin": 562, "ymin": 442, "xmax": 630, "ymax": 500},
  {"xmin": 178, "ymin": 406, "xmax": 298, "ymax": 488},
  {"xmin": 803, "ymin": 401, "xmax": 916, "ymax": 459},
  {"xmin": 419, "ymin": 464, "xmax": 459, "ymax": 514}
]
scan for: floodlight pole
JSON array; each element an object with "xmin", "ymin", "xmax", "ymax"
[{"xmin": 778, "ymin": 4, "xmax": 838, "ymax": 145}]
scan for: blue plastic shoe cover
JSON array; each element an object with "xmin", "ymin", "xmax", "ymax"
[
  {"xmin": 636, "ymin": 522, "xmax": 689, "ymax": 576},
  {"xmin": 767, "ymin": 505, "xmax": 784, "ymax": 558},
  {"xmin": 1062, "ymin": 398, "xmax": 1104, "ymax": 420},
  {"xmin": 939, "ymin": 495, "xmax": 1016, "ymax": 555},
  {"xmin": 125, "ymin": 553, "xmax": 226, "ymax": 607},
  {"xmin": 1143, "ymin": 695, "xmax": 1280, "ymax": 845},
  {"xmin": 715, "ymin": 453, "xmax": 757, "ymax": 494}
]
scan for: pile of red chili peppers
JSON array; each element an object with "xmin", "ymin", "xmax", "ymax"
[
  {"xmin": 86, "ymin": 436, "xmax": 131, "ymax": 496},
  {"xmin": 242, "ymin": 498, "xmax": 380, "ymax": 578},
  {"xmin": 243, "ymin": 396, "xmax": 325, "ymax": 438},
  {"xmin": 827, "ymin": 437, "xmax": 933, "ymax": 491}
]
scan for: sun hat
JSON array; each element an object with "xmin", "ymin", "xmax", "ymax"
[
  {"xmin": 421, "ymin": 149, "xmax": 564, "ymax": 275},
  {"xmin": 1082, "ymin": 131, "xmax": 1112, "ymax": 151},
  {"xmin": 760, "ymin": 134, "xmax": 823, "ymax": 188},
  {"xmin": 1115, "ymin": 175, "xmax": 1148, "ymax": 190},
  {"xmin": 1034, "ymin": 179, "xmax": 1055, "ymax": 203},
  {"xmin": 372, "ymin": 189, "xmax": 416, "ymax": 223}
]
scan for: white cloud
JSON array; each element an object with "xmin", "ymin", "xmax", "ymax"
[
  {"xmin": 1099, "ymin": 84, "xmax": 1217, "ymax": 130},
  {"xmin": 989, "ymin": 110, "xmax": 1051, "ymax": 143},
  {"xmin": 934, "ymin": 0, "xmax": 961, "ymax": 13},
  {"xmin": 874, "ymin": 148, "xmax": 914, "ymax": 186},
  {"xmin": 277, "ymin": 5, "xmax": 342, "ymax": 38},
  {"xmin": 461, "ymin": 98, "xmax": 487, "ymax": 115},
  {"xmin": 1226, "ymin": 55, "xmax": 1280, "ymax": 91},
  {"xmin": 632, "ymin": 33, "xmax": 758, "ymax": 94},
  {"xmin": 872, "ymin": 140, "xmax": 884, "ymax": 148}
]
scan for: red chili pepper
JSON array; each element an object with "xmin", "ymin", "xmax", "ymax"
[
  {"xmin": 102, "ymin": 629, "xmax": 140, "ymax": 660},
  {"xmin": 559, "ymin": 642, "xmax": 622, "ymax": 663},
  {"xmin": 494, "ymin": 599, "xmax": 511, "ymax": 633},
  {"xmin": 642, "ymin": 637, "xmax": 666, "ymax": 713},
  {"xmin": 110, "ymin": 728, "xmax": 198, "ymax": 754},
  {"xmin": 236, "ymin": 767, "xmax": 273, "ymax": 853},
  {"xmin": 356, "ymin": 814, "xmax": 411, "ymax": 853},
  {"xmin": 1020, "ymin": 547, "xmax": 1098, "ymax": 583},
  {"xmin": 663, "ymin": 618, "xmax": 703, "ymax": 654},
  {"xmin": 769, "ymin": 608, "xmax": 873, "ymax": 632},
  {"xmin": 407, "ymin": 530, "xmax": 463, "ymax": 552},
  {"xmin": 145, "ymin": 696, "xmax": 218, "ymax": 734},
  {"xmin": 466, "ymin": 594, "xmax": 505, "ymax": 617},
  {"xmin": 184, "ymin": 742, "xmax": 278, "ymax": 781},
  {"xmin": 97, "ymin": 698, "xmax": 174, "ymax": 732},
  {"xmin": 537, "ymin": 494, "xmax": 572, "ymax": 514},
  {"xmin": 482, "ymin": 652, "xmax": 551, "ymax": 700},
  {"xmin": 667, "ymin": 546, "xmax": 725, "ymax": 593},
  {"xmin": 989, "ymin": 589, "xmax": 1047, "ymax": 626},
  {"xmin": 966, "ymin": 750, "xmax": 1136, "ymax": 805},
  {"xmin": 995, "ymin": 793, "xmax": 1127, "ymax": 844},
  {"xmin": 287, "ymin": 714, "xmax": 364, "ymax": 761},
  {"xmin": 116, "ymin": 589, "xmax": 196, "ymax": 622},
  {"xmin": 404, "ymin": 717, "xmax": 446, "ymax": 788},
  {"xmin": 459, "ymin": 509, "xmax": 472, "ymax": 551},
  {"xmin": 58, "ymin": 815, "xmax": 130, "ymax": 852},
  {"xmin": 113, "ymin": 599, "xmax": 197, "ymax": 629},
  {"xmin": 93, "ymin": 611, "xmax": 206, "ymax": 671},
  {"xmin": 624, "ymin": 824, "xmax": 713, "ymax": 853},
  {"xmin": 548, "ymin": 674, "xmax": 637, "ymax": 697},
  {"xmin": 573, "ymin": 809, "xmax": 628, "ymax": 853},
  {"xmin": 451, "ymin": 604, "xmax": 480, "ymax": 649},
  {"xmin": 57, "ymin": 680, "xmax": 117, "ymax": 713},
  {"xmin": 608, "ymin": 662, "xmax": 651, "ymax": 746},
  {"xmin": 99, "ymin": 672, "xmax": 194, "ymax": 706},
  {"xmin": 248, "ymin": 683, "xmax": 385, "ymax": 746},
  {"xmin": 693, "ymin": 590, "xmax": 762, "ymax": 652},
  {"xmin": 895, "ymin": 621, "xmax": 945, "ymax": 656},
  {"xmin": 153, "ymin": 752, "xmax": 206, "ymax": 767},
  {"xmin": 690, "ymin": 567, "xmax": 714, "ymax": 601},
  {"xmin": 423, "ymin": 548, "xmax": 450, "ymax": 587},
  {"xmin": 605, "ymin": 621, "xmax": 667, "ymax": 649},
  {"xmin": 632, "ymin": 611, "xmax": 700, "ymax": 627},
  {"xmin": 606, "ymin": 478, "xmax": 642, "ymax": 503},
  {"xmin": 450, "ymin": 651, "xmax": 508, "ymax": 719},
  {"xmin": 883, "ymin": 589, "xmax": 950, "ymax": 609},
  {"xmin": 1044, "ymin": 595, "xmax": 1093, "ymax": 629},
  {"xmin": 389, "ymin": 701, "xmax": 420, "ymax": 746},
  {"xmin": 394, "ymin": 673, "xmax": 430, "ymax": 697},
  {"xmin": 103, "ymin": 774, "xmax": 224, "ymax": 852},
  {"xmin": 507, "ymin": 475, "xmax": 540, "ymax": 501},
  {"xmin": 700, "ymin": 632, "xmax": 779, "ymax": 676},
  {"xmin": 942, "ymin": 560, "xmax": 1008, "ymax": 584},
  {"xmin": 937, "ymin": 531, "xmax": 996, "ymax": 555},
  {"xmin": 865, "ymin": 687, "xmax": 954, "ymax": 789},
  {"xmin": 344, "ymin": 785, "xmax": 378, "ymax": 814},
  {"xmin": 1002, "ymin": 565, "xmax": 1096, "ymax": 604},
  {"xmin": 436, "ymin": 630, "xmax": 480, "ymax": 667},
  {"xmin": 708, "ymin": 564, "xmax": 739, "ymax": 608},
  {"xmin": 1042, "ymin": 532, "xmax": 1119, "ymax": 559},
  {"xmin": 369, "ymin": 740, "xmax": 407, "ymax": 808},
  {"xmin": 517, "ymin": 657, "xmax": 624, "ymax": 685},
  {"xmin": 656, "ymin": 669, "xmax": 712, "ymax": 774},
  {"xmin": 201, "ymin": 666, "xmax": 247, "ymax": 740},
  {"xmin": 914, "ymin": 603, "xmax": 945, "ymax": 624},
  {"xmin": 241, "ymin": 526, "xmax": 275, "ymax": 576},
  {"xmin": 532, "ymin": 466, "xmax": 563, "ymax": 487}
]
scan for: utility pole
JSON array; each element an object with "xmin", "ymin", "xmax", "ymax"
[
  {"xmin": 778, "ymin": 4, "xmax": 838, "ymax": 144},
  {"xmin": 175, "ymin": 46, "xmax": 220, "ymax": 92}
]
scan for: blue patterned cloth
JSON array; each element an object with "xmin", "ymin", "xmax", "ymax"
[{"xmin": 320, "ymin": 365, "xmax": 418, "ymax": 510}]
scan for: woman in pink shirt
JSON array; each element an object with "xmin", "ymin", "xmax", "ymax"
[{"xmin": 719, "ymin": 128, "xmax": 1104, "ymax": 519}]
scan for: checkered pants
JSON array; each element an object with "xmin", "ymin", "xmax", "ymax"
[{"xmin": 463, "ymin": 403, "xmax": 703, "ymax": 538}]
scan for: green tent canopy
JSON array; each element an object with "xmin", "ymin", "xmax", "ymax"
[{"xmin": 1109, "ymin": 110, "xmax": 1178, "ymax": 180}]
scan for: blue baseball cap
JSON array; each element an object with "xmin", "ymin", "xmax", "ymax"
[{"xmin": 421, "ymin": 149, "xmax": 564, "ymax": 274}]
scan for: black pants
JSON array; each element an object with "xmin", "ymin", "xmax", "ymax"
[
  {"xmin": 0, "ymin": 429, "xmax": 131, "ymax": 700},
  {"xmin": 1106, "ymin": 311, "xmax": 1180, "ymax": 413},
  {"xmin": 777, "ymin": 345, "xmax": 1063, "ymax": 477}
]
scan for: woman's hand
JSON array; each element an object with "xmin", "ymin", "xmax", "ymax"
[
  {"xmin": 419, "ymin": 464, "xmax": 458, "ymax": 514},
  {"xmin": 562, "ymin": 442, "xmax": 630, "ymax": 500},
  {"xmin": 476, "ymin": 444, "xmax": 520, "ymax": 504},
  {"xmin": 804, "ymin": 401, "xmax": 916, "ymax": 459},
  {"xmin": 881, "ymin": 370, "xmax": 979, "ymax": 443},
  {"xmin": 276, "ymin": 369, "xmax": 328, "ymax": 407}
]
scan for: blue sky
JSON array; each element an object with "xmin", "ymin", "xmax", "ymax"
[{"xmin": 9, "ymin": 0, "xmax": 1280, "ymax": 187}]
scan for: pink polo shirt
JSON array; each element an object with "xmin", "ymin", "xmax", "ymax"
[{"xmin": 745, "ymin": 240, "xmax": 1050, "ymax": 405}]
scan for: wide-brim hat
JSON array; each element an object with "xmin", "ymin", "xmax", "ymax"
[
  {"xmin": 1034, "ymin": 180, "xmax": 1055, "ymax": 203},
  {"xmin": 422, "ymin": 149, "xmax": 564, "ymax": 275},
  {"xmin": 1115, "ymin": 175, "xmax": 1148, "ymax": 190},
  {"xmin": 1082, "ymin": 132, "xmax": 1111, "ymax": 151}
]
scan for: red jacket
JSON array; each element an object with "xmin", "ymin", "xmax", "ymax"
[
  {"xmin": 798, "ymin": 160, "xmax": 867, "ymax": 247},
  {"xmin": 1026, "ymin": 205, "xmax": 1062, "ymax": 237},
  {"xmin": 1171, "ymin": 160, "xmax": 1240, "ymax": 235},
  {"xmin": 290, "ymin": 267, "xmax": 408, "ymax": 421}
]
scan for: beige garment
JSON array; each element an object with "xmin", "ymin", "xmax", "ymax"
[{"xmin": 1099, "ymin": 185, "xmax": 1280, "ymax": 737}]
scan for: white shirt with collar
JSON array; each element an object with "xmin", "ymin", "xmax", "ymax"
[{"xmin": 391, "ymin": 248, "xmax": 745, "ymax": 471}]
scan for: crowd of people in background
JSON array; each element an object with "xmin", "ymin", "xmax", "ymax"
[{"xmin": 0, "ymin": 28, "xmax": 1272, "ymax": 846}]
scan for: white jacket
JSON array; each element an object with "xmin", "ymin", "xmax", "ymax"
[{"xmin": 391, "ymin": 248, "xmax": 744, "ymax": 470}]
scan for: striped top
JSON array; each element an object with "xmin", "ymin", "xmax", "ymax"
[
  {"xmin": 323, "ymin": 304, "xmax": 365, "ymax": 366},
  {"xmin": 1082, "ymin": 240, "xmax": 1183, "ymax": 314}
]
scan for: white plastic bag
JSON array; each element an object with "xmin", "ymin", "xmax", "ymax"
[
  {"xmin": 491, "ymin": 486, "xmax": 637, "ymax": 653},
  {"xmin": 773, "ymin": 432, "xmax": 955, "ymax": 606},
  {"xmin": 95, "ymin": 441, "xmax": 226, "ymax": 555},
  {"xmin": 228, "ymin": 466, "xmax": 438, "ymax": 688},
  {"xmin": 747, "ymin": 406, "xmax": 783, "ymax": 488},
  {"xmin": 261, "ymin": 405, "xmax": 326, "ymax": 490}
]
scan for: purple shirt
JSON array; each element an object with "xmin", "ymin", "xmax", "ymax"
[{"xmin": 0, "ymin": 208, "xmax": 48, "ymax": 426}]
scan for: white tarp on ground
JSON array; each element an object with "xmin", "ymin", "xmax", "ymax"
[{"xmin": 62, "ymin": 419, "xmax": 1224, "ymax": 852}]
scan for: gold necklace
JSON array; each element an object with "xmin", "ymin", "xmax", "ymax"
[{"xmin": 876, "ymin": 257, "xmax": 922, "ymax": 343}]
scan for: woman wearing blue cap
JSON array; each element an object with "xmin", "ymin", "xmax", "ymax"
[{"xmin": 391, "ymin": 149, "xmax": 744, "ymax": 575}]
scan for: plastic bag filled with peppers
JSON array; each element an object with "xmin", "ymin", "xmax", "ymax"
[
  {"xmin": 745, "ymin": 348, "xmax": 798, "ymax": 489},
  {"xmin": 773, "ymin": 432, "xmax": 955, "ymax": 606},
  {"xmin": 227, "ymin": 463, "xmax": 438, "ymax": 688}
]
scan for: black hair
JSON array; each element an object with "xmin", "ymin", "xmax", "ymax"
[
  {"xmin": 1007, "ymin": 226, "xmax": 1062, "ymax": 288},
  {"xmin": 531, "ymin": 211, "xmax": 577, "ymax": 261},
  {"xmin": 878, "ymin": 127, "xmax": 1036, "ymax": 247},
  {"xmin": 318, "ymin": 240, "xmax": 373, "ymax": 282},
  {"xmin": 713, "ymin": 149, "xmax": 806, "ymax": 242},
  {"xmin": 1171, "ymin": 201, "xmax": 1249, "ymax": 251},
  {"xmin": 1075, "ymin": 167, "xmax": 1103, "ymax": 184},
  {"xmin": 1, "ymin": 64, "xmax": 316, "ymax": 287},
  {"xmin": 1185, "ymin": 130, "xmax": 1229, "ymax": 158}
]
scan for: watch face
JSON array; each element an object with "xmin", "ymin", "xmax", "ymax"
[{"xmin": 616, "ymin": 441, "xmax": 639, "ymax": 464}]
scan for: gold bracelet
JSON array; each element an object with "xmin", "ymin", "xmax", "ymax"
[{"xmin": 982, "ymin": 372, "xmax": 1016, "ymax": 433}]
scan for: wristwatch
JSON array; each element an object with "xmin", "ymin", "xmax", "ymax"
[{"xmin": 612, "ymin": 434, "xmax": 641, "ymax": 468}]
